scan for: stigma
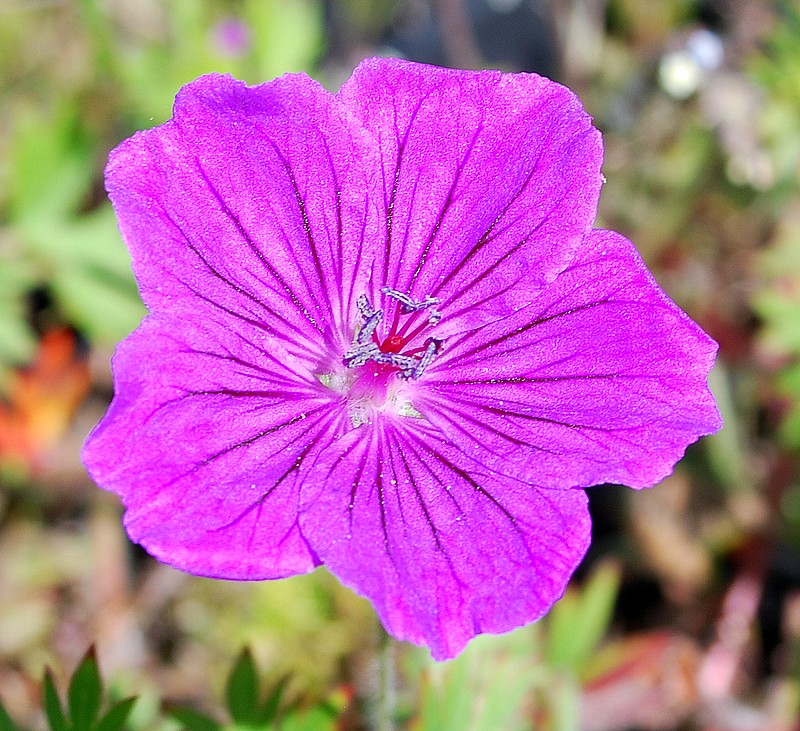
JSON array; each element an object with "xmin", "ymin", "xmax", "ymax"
[{"xmin": 343, "ymin": 288, "xmax": 444, "ymax": 380}]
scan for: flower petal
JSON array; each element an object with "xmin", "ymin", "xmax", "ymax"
[
  {"xmin": 83, "ymin": 305, "xmax": 348, "ymax": 579},
  {"xmin": 299, "ymin": 418, "xmax": 591, "ymax": 660},
  {"xmin": 417, "ymin": 229, "xmax": 722, "ymax": 489},
  {"xmin": 338, "ymin": 57, "xmax": 603, "ymax": 324},
  {"xmin": 106, "ymin": 72, "xmax": 380, "ymax": 365}
]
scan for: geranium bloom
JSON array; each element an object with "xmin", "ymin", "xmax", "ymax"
[{"xmin": 83, "ymin": 58, "xmax": 721, "ymax": 660}]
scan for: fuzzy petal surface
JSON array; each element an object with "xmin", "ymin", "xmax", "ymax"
[
  {"xmin": 105, "ymin": 72, "xmax": 381, "ymax": 366},
  {"xmin": 300, "ymin": 417, "xmax": 591, "ymax": 660},
  {"xmin": 417, "ymin": 229, "xmax": 722, "ymax": 489},
  {"xmin": 83, "ymin": 60, "xmax": 722, "ymax": 661},
  {"xmin": 83, "ymin": 304, "xmax": 347, "ymax": 578},
  {"xmin": 88, "ymin": 72, "xmax": 385, "ymax": 577},
  {"xmin": 338, "ymin": 57, "xmax": 603, "ymax": 325}
]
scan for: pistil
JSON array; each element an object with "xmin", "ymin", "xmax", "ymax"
[{"xmin": 343, "ymin": 288, "xmax": 444, "ymax": 380}]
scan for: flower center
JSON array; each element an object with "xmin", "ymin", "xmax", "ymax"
[{"xmin": 343, "ymin": 287, "xmax": 444, "ymax": 381}]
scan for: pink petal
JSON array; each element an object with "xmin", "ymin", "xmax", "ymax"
[
  {"xmin": 299, "ymin": 417, "xmax": 591, "ymax": 660},
  {"xmin": 106, "ymin": 73, "xmax": 381, "ymax": 364},
  {"xmin": 338, "ymin": 57, "xmax": 603, "ymax": 325},
  {"xmin": 84, "ymin": 61, "xmax": 723, "ymax": 662},
  {"xmin": 417, "ymin": 229, "xmax": 722, "ymax": 489},
  {"xmin": 83, "ymin": 307, "xmax": 347, "ymax": 579}
]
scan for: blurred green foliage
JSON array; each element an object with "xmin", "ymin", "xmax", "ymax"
[
  {"xmin": 748, "ymin": 4, "xmax": 800, "ymax": 196},
  {"xmin": 0, "ymin": 0, "xmax": 322, "ymax": 375},
  {"xmin": 0, "ymin": 649, "xmax": 137, "ymax": 731},
  {"xmin": 3, "ymin": 0, "xmax": 800, "ymax": 729},
  {"xmin": 168, "ymin": 648, "xmax": 341, "ymax": 731},
  {"xmin": 543, "ymin": 561, "xmax": 620, "ymax": 673},
  {"xmin": 751, "ymin": 5, "xmax": 800, "ymax": 550},
  {"xmin": 401, "ymin": 562, "xmax": 620, "ymax": 731},
  {"xmin": 0, "ymin": 646, "xmax": 343, "ymax": 731},
  {"xmin": 0, "ymin": 563, "xmax": 620, "ymax": 731},
  {"xmin": 753, "ymin": 6, "xmax": 800, "ymax": 419},
  {"xmin": 6, "ymin": 101, "xmax": 144, "ymax": 347}
]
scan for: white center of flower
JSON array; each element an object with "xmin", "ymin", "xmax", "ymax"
[
  {"xmin": 318, "ymin": 366, "xmax": 424, "ymax": 427},
  {"xmin": 319, "ymin": 288, "xmax": 443, "ymax": 428}
]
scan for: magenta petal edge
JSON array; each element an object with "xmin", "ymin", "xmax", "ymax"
[{"xmin": 82, "ymin": 58, "xmax": 722, "ymax": 661}]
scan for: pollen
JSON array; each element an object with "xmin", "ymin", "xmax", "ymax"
[{"xmin": 343, "ymin": 287, "xmax": 445, "ymax": 380}]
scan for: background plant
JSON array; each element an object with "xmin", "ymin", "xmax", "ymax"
[{"xmin": 2, "ymin": 1, "xmax": 800, "ymax": 729}]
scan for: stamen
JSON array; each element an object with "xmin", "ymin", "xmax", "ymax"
[
  {"xmin": 357, "ymin": 294, "xmax": 375, "ymax": 318},
  {"xmin": 357, "ymin": 309, "xmax": 383, "ymax": 345},
  {"xmin": 380, "ymin": 286, "xmax": 440, "ymax": 314},
  {"xmin": 374, "ymin": 352, "xmax": 416, "ymax": 371},
  {"xmin": 343, "ymin": 289, "xmax": 445, "ymax": 379},
  {"xmin": 411, "ymin": 338, "xmax": 442, "ymax": 380},
  {"xmin": 343, "ymin": 342, "xmax": 380, "ymax": 367}
]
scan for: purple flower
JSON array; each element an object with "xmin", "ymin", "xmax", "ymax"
[
  {"xmin": 83, "ymin": 58, "xmax": 722, "ymax": 660},
  {"xmin": 211, "ymin": 18, "xmax": 253, "ymax": 59}
]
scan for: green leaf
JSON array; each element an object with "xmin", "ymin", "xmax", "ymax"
[
  {"xmin": 226, "ymin": 649, "xmax": 260, "ymax": 725},
  {"xmin": 0, "ymin": 698, "xmax": 19, "ymax": 731},
  {"xmin": 419, "ymin": 657, "xmax": 472, "ymax": 731},
  {"xmin": 0, "ymin": 302, "xmax": 36, "ymax": 367},
  {"xmin": 165, "ymin": 707, "xmax": 221, "ymax": 731},
  {"xmin": 548, "ymin": 673, "xmax": 581, "ymax": 731},
  {"xmin": 0, "ymin": 252, "xmax": 37, "ymax": 367},
  {"xmin": 255, "ymin": 678, "xmax": 288, "ymax": 726},
  {"xmin": 43, "ymin": 670, "xmax": 68, "ymax": 731},
  {"xmin": 245, "ymin": 0, "xmax": 323, "ymax": 79},
  {"xmin": 95, "ymin": 697, "xmax": 137, "ymax": 731},
  {"xmin": 469, "ymin": 665, "xmax": 542, "ymax": 731},
  {"xmin": 280, "ymin": 704, "xmax": 338, "ymax": 731},
  {"xmin": 7, "ymin": 100, "xmax": 95, "ymax": 222},
  {"xmin": 51, "ymin": 266, "xmax": 144, "ymax": 344},
  {"xmin": 20, "ymin": 206, "xmax": 130, "ymax": 276},
  {"xmin": 545, "ymin": 561, "xmax": 621, "ymax": 671},
  {"xmin": 67, "ymin": 649, "xmax": 102, "ymax": 730},
  {"xmin": 417, "ymin": 628, "xmax": 544, "ymax": 731},
  {"xmin": 19, "ymin": 206, "xmax": 145, "ymax": 344}
]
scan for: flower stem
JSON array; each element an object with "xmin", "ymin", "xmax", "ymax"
[{"xmin": 375, "ymin": 624, "xmax": 396, "ymax": 731}]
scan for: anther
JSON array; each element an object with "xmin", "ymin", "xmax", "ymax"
[
  {"xmin": 380, "ymin": 286, "xmax": 440, "ymax": 314},
  {"xmin": 411, "ymin": 338, "xmax": 443, "ymax": 380},
  {"xmin": 343, "ymin": 343, "xmax": 380, "ymax": 367},
  {"xmin": 356, "ymin": 309, "xmax": 383, "ymax": 345},
  {"xmin": 357, "ymin": 294, "xmax": 375, "ymax": 318},
  {"xmin": 344, "ymin": 289, "xmax": 445, "ymax": 379},
  {"xmin": 374, "ymin": 352, "xmax": 416, "ymax": 371}
]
